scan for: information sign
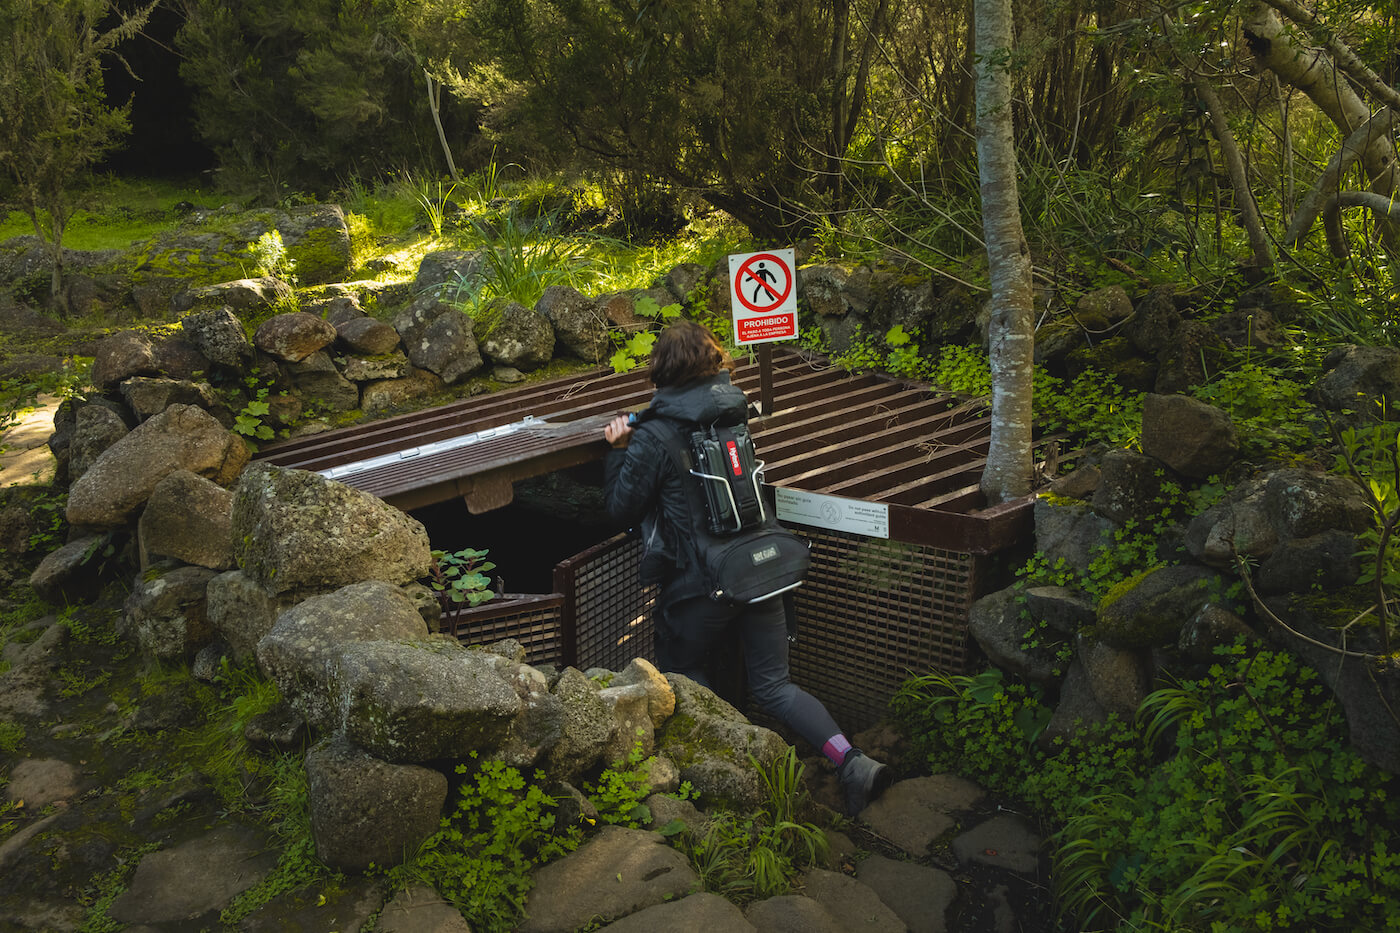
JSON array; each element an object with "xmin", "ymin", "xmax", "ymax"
[
  {"xmin": 774, "ymin": 487, "xmax": 890, "ymax": 538},
  {"xmin": 727, "ymin": 249, "xmax": 797, "ymax": 345}
]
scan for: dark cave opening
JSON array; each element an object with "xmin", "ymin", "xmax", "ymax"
[{"xmin": 409, "ymin": 467, "xmax": 621, "ymax": 595}]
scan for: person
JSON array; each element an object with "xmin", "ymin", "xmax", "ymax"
[{"xmin": 601, "ymin": 319, "xmax": 892, "ymax": 816}]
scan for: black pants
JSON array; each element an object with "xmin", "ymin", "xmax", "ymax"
[{"xmin": 656, "ymin": 594, "xmax": 841, "ymax": 752}]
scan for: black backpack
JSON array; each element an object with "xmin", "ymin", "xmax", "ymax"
[{"xmin": 649, "ymin": 418, "xmax": 811, "ymax": 606}]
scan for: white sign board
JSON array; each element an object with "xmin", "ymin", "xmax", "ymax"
[
  {"xmin": 728, "ymin": 249, "xmax": 797, "ymax": 345},
  {"xmin": 775, "ymin": 487, "xmax": 890, "ymax": 538}
]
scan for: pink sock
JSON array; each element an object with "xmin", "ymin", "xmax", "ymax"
[{"xmin": 822, "ymin": 734, "xmax": 853, "ymax": 766}]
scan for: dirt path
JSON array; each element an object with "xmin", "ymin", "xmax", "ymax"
[{"xmin": 1, "ymin": 395, "xmax": 59, "ymax": 488}]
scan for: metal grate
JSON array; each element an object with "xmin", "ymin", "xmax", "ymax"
[
  {"xmin": 787, "ymin": 528, "xmax": 981, "ymax": 731},
  {"xmin": 438, "ymin": 529, "xmax": 979, "ymax": 732},
  {"xmin": 556, "ymin": 533, "xmax": 656, "ymax": 672},
  {"xmin": 442, "ymin": 593, "xmax": 566, "ymax": 667}
]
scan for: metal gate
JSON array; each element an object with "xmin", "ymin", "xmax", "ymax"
[{"xmin": 443, "ymin": 529, "xmax": 979, "ymax": 731}]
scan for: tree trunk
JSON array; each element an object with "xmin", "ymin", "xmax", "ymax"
[
  {"xmin": 1243, "ymin": 2, "xmax": 1400, "ymax": 245},
  {"xmin": 975, "ymin": 0, "xmax": 1034, "ymax": 504},
  {"xmin": 1285, "ymin": 109, "xmax": 1398, "ymax": 247},
  {"xmin": 1189, "ymin": 73, "xmax": 1274, "ymax": 271},
  {"xmin": 27, "ymin": 189, "xmax": 69, "ymax": 319},
  {"xmin": 425, "ymin": 69, "xmax": 462, "ymax": 184},
  {"xmin": 827, "ymin": 0, "xmax": 850, "ymax": 209},
  {"xmin": 1322, "ymin": 192, "xmax": 1400, "ymax": 257}
]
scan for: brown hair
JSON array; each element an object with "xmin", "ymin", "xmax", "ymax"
[{"xmin": 649, "ymin": 320, "xmax": 726, "ymax": 387}]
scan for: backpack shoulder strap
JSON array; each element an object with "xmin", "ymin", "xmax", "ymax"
[{"xmin": 644, "ymin": 418, "xmax": 706, "ymax": 514}]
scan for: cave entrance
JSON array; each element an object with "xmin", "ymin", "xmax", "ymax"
[
  {"xmin": 410, "ymin": 467, "xmax": 614, "ymax": 596},
  {"xmin": 258, "ymin": 349, "xmax": 1035, "ymax": 729}
]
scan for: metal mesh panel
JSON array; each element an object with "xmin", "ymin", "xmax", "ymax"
[
  {"xmin": 443, "ymin": 594, "xmax": 565, "ymax": 667},
  {"xmin": 556, "ymin": 533, "xmax": 656, "ymax": 671},
  {"xmin": 788, "ymin": 529, "xmax": 978, "ymax": 731},
  {"xmin": 550, "ymin": 527, "xmax": 978, "ymax": 732}
]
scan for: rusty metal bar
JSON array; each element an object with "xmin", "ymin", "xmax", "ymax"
[{"xmin": 765, "ymin": 417, "xmax": 989, "ymax": 487}]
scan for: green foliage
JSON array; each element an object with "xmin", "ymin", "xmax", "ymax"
[
  {"xmin": 674, "ymin": 747, "xmax": 827, "ymax": 904},
  {"xmin": 415, "ymin": 176, "xmax": 458, "ymax": 239},
  {"xmin": 0, "ymin": 177, "xmax": 210, "ymax": 249},
  {"xmin": 61, "ymin": 602, "xmax": 120, "ymax": 648},
  {"xmin": 1019, "ymin": 477, "xmax": 1236, "ymax": 605},
  {"xmin": 466, "ymin": 0, "xmax": 844, "ymax": 238},
  {"xmin": 607, "ymin": 296, "xmax": 681, "ymax": 374},
  {"xmin": 893, "ymin": 648, "xmax": 1400, "ymax": 933},
  {"xmin": 220, "ymin": 754, "xmax": 336, "ymax": 924},
  {"xmin": 925, "ymin": 343, "xmax": 992, "ymax": 395},
  {"xmin": 0, "ymin": 720, "xmax": 25, "ymax": 754},
  {"xmin": 449, "ymin": 209, "xmax": 604, "ymax": 325},
  {"xmin": 854, "ymin": 339, "xmax": 1145, "ymax": 455},
  {"xmin": 389, "ymin": 754, "xmax": 582, "ymax": 933},
  {"xmin": 1191, "ymin": 363, "xmax": 1321, "ymax": 456},
  {"xmin": 25, "ymin": 489, "xmax": 68, "ymax": 552},
  {"xmin": 244, "ymin": 229, "xmax": 298, "ymax": 284},
  {"xmin": 425, "ymin": 547, "xmax": 497, "ymax": 611},
  {"xmin": 0, "ymin": 378, "xmax": 40, "ymax": 460},
  {"xmin": 893, "ymin": 668, "xmax": 1076, "ymax": 806},
  {"xmin": 1331, "ymin": 416, "xmax": 1400, "ymax": 654},
  {"xmin": 175, "ymin": 658, "xmax": 284, "ymax": 807},
  {"xmin": 1302, "ymin": 257, "xmax": 1400, "ymax": 348},
  {"xmin": 77, "ymin": 842, "xmax": 160, "ymax": 933},
  {"xmin": 1055, "ymin": 649, "xmax": 1400, "ymax": 932},
  {"xmin": 233, "ymin": 384, "xmax": 277, "ymax": 443},
  {"xmin": 0, "ymin": 0, "xmax": 155, "ymax": 311},
  {"xmin": 585, "ymin": 734, "xmax": 655, "ymax": 828},
  {"xmin": 830, "ymin": 327, "xmax": 888, "ymax": 375},
  {"xmin": 57, "ymin": 663, "xmax": 112, "ymax": 699},
  {"xmin": 882, "ymin": 324, "xmax": 927, "ymax": 379},
  {"xmin": 1034, "ymin": 367, "xmax": 1144, "ymax": 450},
  {"xmin": 1016, "ymin": 517, "xmax": 1164, "ymax": 605},
  {"xmin": 175, "ymin": 0, "xmax": 466, "ymax": 195}
]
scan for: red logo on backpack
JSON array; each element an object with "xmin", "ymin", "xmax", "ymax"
[{"xmin": 726, "ymin": 440, "xmax": 742, "ymax": 475}]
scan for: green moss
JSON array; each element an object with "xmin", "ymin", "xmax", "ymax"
[
  {"xmin": 1097, "ymin": 565, "xmax": 1159, "ymax": 614},
  {"xmin": 0, "ymin": 720, "xmax": 26, "ymax": 753},
  {"xmin": 1289, "ymin": 586, "xmax": 1377, "ymax": 630},
  {"xmin": 118, "ymin": 235, "xmax": 250, "ymax": 289},
  {"xmin": 286, "ymin": 227, "xmax": 350, "ymax": 284},
  {"xmin": 1037, "ymin": 490, "xmax": 1088, "ymax": 508}
]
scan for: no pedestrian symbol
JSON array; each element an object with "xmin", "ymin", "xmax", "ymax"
[{"xmin": 728, "ymin": 249, "xmax": 797, "ymax": 346}]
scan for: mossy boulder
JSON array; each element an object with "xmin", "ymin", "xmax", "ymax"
[
  {"xmin": 231, "ymin": 462, "xmax": 431, "ymax": 594},
  {"xmin": 1096, "ymin": 564, "xmax": 1223, "ymax": 649},
  {"xmin": 277, "ymin": 205, "xmax": 352, "ymax": 285},
  {"xmin": 331, "ymin": 639, "xmax": 522, "ymax": 763},
  {"xmin": 655, "ymin": 674, "xmax": 787, "ymax": 810}
]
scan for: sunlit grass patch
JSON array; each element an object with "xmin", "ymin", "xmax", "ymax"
[{"xmin": 0, "ymin": 176, "xmax": 214, "ymax": 250}]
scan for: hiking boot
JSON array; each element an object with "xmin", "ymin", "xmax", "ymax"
[{"xmin": 838, "ymin": 749, "xmax": 893, "ymax": 817}]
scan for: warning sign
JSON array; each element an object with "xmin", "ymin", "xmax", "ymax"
[{"xmin": 728, "ymin": 249, "xmax": 797, "ymax": 346}]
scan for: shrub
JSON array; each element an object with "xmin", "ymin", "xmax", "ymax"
[{"xmin": 892, "ymin": 647, "xmax": 1400, "ymax": 932}]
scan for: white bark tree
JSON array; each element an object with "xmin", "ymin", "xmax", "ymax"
[
  {"xmin": 975, "ymin": 0, "xmax": 1034, "ymax": 504},
  {"xmin": 1244, "ymin": 1, "xmax": 1400, "ymax": 247}
]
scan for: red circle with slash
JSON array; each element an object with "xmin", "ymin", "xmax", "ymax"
[{"xmin": 733, "ymin": 252, "xmax": 793, "ymax": 313}]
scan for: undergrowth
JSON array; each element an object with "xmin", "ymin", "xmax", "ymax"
[{"xmin": 892, "ymin": 646, "xmax": 1400, "ymax": 932}]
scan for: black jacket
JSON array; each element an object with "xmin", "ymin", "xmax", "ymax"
[{"xmin": 603, "ymin": 371, "xmax": 749, "ymax": 604}]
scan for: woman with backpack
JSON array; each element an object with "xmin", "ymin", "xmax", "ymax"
[{"xmin": 601, "ymin": 319, "xmax": 892, "ymax": 817}]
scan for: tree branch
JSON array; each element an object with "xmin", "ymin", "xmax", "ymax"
[
  {"xmin": 1256, "ymin": 0, "xmax": 1400, "ymax": 114},
  {"xmin": 1284, "ymin": 109, "xmax": 1397, "ymax": 247},
  {"xmin": 1321, "ymin": 191, "xmax": 1400, "ymax": 257}
]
